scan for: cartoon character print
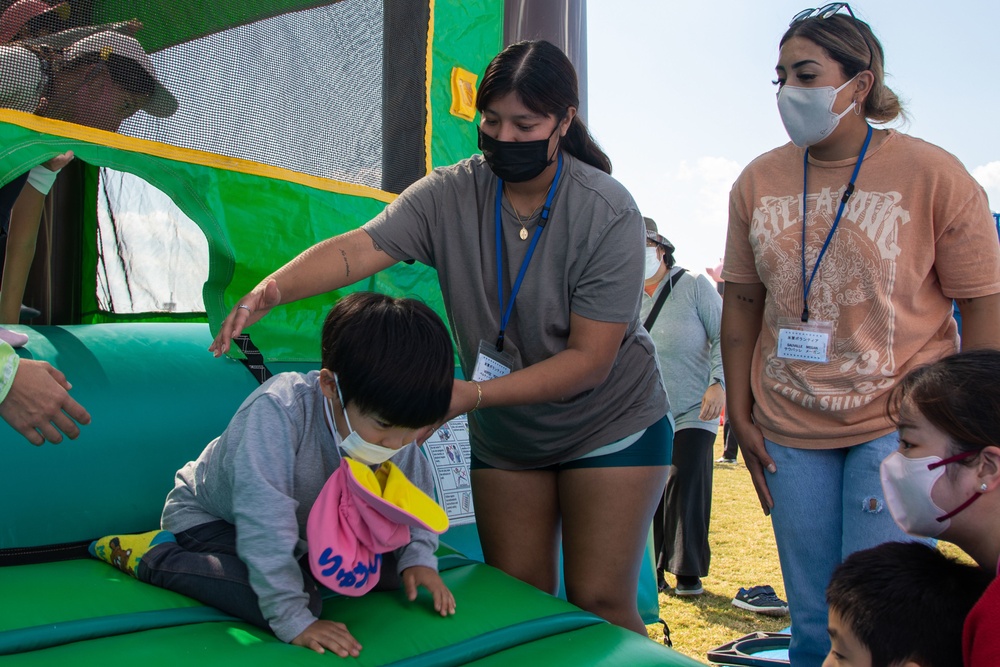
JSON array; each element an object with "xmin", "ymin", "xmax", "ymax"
[{"xmin": 108, "ymin": 537, "xmax": 135, "ymax": 576}]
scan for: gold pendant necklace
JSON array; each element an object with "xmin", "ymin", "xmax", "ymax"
[{"xmin": 504, "ymin": 184, "xmax": 540, "ymax": 241}]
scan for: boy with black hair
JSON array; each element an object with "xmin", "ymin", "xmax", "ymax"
[
  {"xmin": 825, "ymin": 541, "xmax": 991, "ymax": 667},
  {"xmin": 89, "ymin": 292, "xmax": 456, "ymax": 658}
]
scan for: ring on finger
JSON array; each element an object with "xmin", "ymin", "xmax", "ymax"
[{"xmin": 237, "ymin": 304, "xmax": 252, "ymax": 313}]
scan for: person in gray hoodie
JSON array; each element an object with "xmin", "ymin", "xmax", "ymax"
[
  {"xmin": 642, "ymin": 218, "xmax": 724, "ymax": 597},
  {"xmin": 89, "ymin": 292, "xmax": 456, "ymax": 658}
]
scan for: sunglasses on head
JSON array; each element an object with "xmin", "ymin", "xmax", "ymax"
[
  {"xmin": 790, "ymin": 2, "xmax": 856, "ymax": 24},
  {"xmin": 789, "ymin": 3, "xmax": 873, "ymax": 72}
]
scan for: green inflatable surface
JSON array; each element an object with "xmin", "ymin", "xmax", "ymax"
[
  {"xmin": 0, "ymin": 324, "xmax": 691, "ymax": 665},
  {"xmin": 0, "ymin": 559, "xmax": 698, "ymax": 666}
]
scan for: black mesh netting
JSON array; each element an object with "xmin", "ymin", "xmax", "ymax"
[
  {"xmin": 1, "ymin": 0, "xmax": 430, "ymax": 315},
  {"xmin": 1, "ymin": 0, "xmax": 429, "ymax": 191}
]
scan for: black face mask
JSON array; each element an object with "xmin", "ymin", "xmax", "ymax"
[{"xmin": 477, "ymin": 123, "xmax": 560, "ymax": 183}]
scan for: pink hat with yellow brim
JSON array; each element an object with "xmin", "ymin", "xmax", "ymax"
[{"xmin": 307, "ymin": 458, "xmax": 448, "ymax": 596}]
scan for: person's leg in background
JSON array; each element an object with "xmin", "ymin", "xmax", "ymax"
[
  {"xmin": 656, "ymin": 427, "xmax": 715, "ymax": 595},
  {"xmin": 764, "ymin": 441, "xmax": 845, "ymax": 667},
  {"xmin": 718, "ymin": 417, "xmax": 739, "ymax": 463}
]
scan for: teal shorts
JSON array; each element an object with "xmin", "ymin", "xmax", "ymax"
[{"xmin": 470, "ymin": 414, "xmax": 673, "ymax": 471}]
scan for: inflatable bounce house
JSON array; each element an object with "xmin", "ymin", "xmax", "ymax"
[{"xmin": 0, "ymin": 0, "xmax": 704, "ymax": 664}]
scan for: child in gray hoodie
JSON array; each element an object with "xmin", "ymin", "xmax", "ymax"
[{"xmin": 90, "ymin": 292, "xmax": 456, "ymax": 658}]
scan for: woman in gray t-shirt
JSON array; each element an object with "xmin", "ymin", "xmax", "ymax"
[{"xmin": 211, "ymin": 40, "xmax": 671, "ymax": 635}]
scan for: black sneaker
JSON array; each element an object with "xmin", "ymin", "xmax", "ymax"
[
  {"xmin": 716, "ymin": 456, "xmax": 737, "ymax": 464},
  {"xmin": 674, "ymin": 576, "xmax": 704, "ymax": 597},
  {"xmin": 731, "ymin": 585, "xmax": 789, "ymax": 616}
]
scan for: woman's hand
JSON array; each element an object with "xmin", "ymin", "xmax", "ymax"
[
  {"xmin": 402, "ymin": 566, "xmax": 456, "ymax": 617},
  {"xmin": 209, "ymin": 279, "xmax": 281, "ymax": 356},
  {"xmin": 291, "ymin": 619, "xmax": 362, "ymax": 656},
  {"xmin": 730, "ymin": 417, "xmax": 776, "ymax": 515},
  {"xmin": 698, "ymin": 383, "xmax": 725, "ymax": 422}
]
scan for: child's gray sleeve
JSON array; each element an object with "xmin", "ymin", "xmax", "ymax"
[{"xmin": 392, "ymin": 445, "xmax": 442, "ymax": 573}]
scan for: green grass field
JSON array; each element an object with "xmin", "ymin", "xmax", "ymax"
[{"xmin": 644, "ymin": 430, "xmax": 788, "ymax": 663}]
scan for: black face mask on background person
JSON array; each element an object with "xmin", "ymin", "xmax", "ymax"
[{"xmin": 477, "ymin": 122, "xmax": 561, "ymax": 183}]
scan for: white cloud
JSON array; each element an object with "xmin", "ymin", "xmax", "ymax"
[{"xmin": 972, "ymin": 162, "xmax": 1000, "ymax": 212}]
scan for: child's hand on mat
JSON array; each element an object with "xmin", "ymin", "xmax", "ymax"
[
  {"xmin": 291, "ymin": 619, "xmax": 362, "ymax": 657},
  {"xmin": 403, "ymin": 566, "xmax": 456, "ymax": 616}
]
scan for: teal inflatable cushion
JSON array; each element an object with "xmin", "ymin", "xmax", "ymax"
[{"xmin": 1, "ymin": 324, "xmax": 274, "ymax": 549}]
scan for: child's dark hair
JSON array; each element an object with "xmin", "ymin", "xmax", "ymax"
[
  {"xmin": 321, "ymin": 292, "xmax": 454, "ymax": 428},
  {"xmin": 827, "ymin": 541, "xmax": 991, "ymax": 667},
  {"xmin": 889, "ymin": 349, "xmax": 1000, "ymax": 460},
  {"xmin": 476, "ymin": 39, "xmax": 612, "ymax": 175}
]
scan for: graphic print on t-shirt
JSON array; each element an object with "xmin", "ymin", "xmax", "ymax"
[{"xmin": 750, "ymin": 185, "xmax": 911, "ymax": 412}]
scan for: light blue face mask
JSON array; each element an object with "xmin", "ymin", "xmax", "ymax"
[
  {"xmin": 333, "ymin": 374, "xmax": 403, "ymax": 466},
  {"xmin": 776, "ymin": 74, "xmax": 858, "ymax": 147},
  {"xmin": 644, "ymin": 247, "xmax": 662, "ymax": 279}
]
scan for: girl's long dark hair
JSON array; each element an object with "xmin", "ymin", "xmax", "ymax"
[{"xmin": 476, "ymin": 40, "xmax": 612, "ymax": 174}]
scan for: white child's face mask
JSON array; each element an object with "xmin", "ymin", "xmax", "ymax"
[
  {"xmin": 880, "ymin": 450, "xmax": 983, "ymax": 538},
  {"xmin": 644, "ymin": 247, "xmax": 662, "ymax": 280},
  {"xmin": 332, "ymin": 374, "xmax": 403, "ymax": 467},
  {"xmin": 776, "ymin": 75, "xmax": 858, "ymax": 147}
]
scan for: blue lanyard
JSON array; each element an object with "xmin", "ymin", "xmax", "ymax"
[
  {"xmin": 800, "ymin": 124, "xmax": 872, "ymax": 322},
  {"xmin": 494, "ymin": 152, "xmax": 563, "ymax": 352}
]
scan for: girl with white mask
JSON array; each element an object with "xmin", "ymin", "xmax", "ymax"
[
  {"xmin": 721, "ymin": 5, "xmax": 1000, "ymax": 666},
  {"xmin": 880, "ymin": 350, "xmax": 1000, "ymax": 665}
]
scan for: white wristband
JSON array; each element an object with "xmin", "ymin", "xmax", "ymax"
[{"xmin": 26, "ymin": 165, "xmax": 60, "ymax": 195}]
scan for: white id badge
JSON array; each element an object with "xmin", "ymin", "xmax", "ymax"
[
  {"xmin": 472, "ymin": 340, "xmax": 513, "ymax": 382},
  {"xmin": 776, "ymin": 317, "xmax": 835, "ymax": 363}
]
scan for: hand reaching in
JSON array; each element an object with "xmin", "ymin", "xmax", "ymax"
[{"xmin": 209, "ymin": 278, "xmax": 282, "ymax": 356}]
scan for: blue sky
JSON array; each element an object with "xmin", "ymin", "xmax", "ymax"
[{"xmin": 587, "ymin": 1, "xmax": 1000, "ymax": 278}]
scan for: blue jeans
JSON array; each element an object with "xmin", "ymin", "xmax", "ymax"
[
  {"xmin": 138, "ymin": 520, "xmax": 323, "ymax": 633},
  {"xmin": 764, "ymin": 433, "xmax": 929, "ymax": 667}
]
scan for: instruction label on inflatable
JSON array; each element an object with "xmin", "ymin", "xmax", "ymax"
[{"xmin": 422, "ymin": 416, "xmax": 475, "ymax": 525}]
